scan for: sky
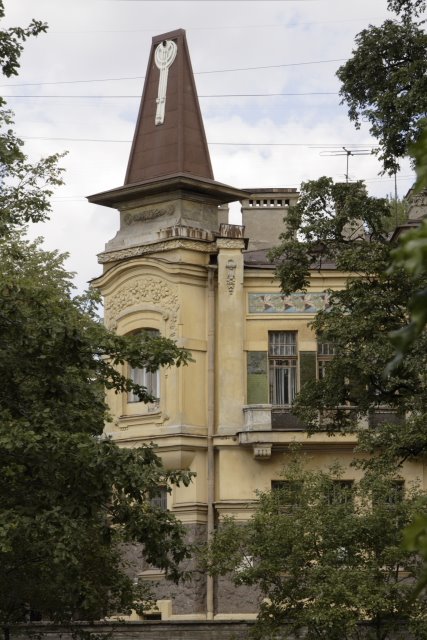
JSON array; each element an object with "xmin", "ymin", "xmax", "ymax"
[{"xmin": 3, "ymin": 0, "xmax": 418, "ymax": 293}]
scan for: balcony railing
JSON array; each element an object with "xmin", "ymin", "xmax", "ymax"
[
  {"xmin": 242, "ymin": 404, "xmax": 304, "ymax": 431},
  {"xmin": 242, "ymin": 404, "xmax": 402, "ymax": 432}
]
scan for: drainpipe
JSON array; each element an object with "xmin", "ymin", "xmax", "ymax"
[{"xmin": 206, "ymin": 265, "xmax": 216, "ymax": 620}]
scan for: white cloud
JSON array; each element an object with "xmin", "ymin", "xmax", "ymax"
[{"xmin": 3, "ymin": 0, "xmax": 415, "ymax": 292}]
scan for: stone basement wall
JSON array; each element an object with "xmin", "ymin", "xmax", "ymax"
[
  {"xmin": 122, "ymin": 523, "xmax": 208, "ymax": 615},
  {"xmin": 118, "ymin": 523, "xmax": 263, "ymax": 618},
  {"xmin": 215, "ymin": 574, "xmax": 261, "ymax": 614},
  {"xmin": 127, "ymin": 522, "xmax": 261, "ymax": 617}
]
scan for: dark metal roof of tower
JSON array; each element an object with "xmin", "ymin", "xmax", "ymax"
[
  {"xmin": 89, "ymin": 28, "xmax": 247, "ymax": 209},
  {"xmin": 125, "ymin": 28, "xmax": 214, "ymax": 184}
]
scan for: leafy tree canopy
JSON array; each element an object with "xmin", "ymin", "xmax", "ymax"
[
  {"xmin": 337, "ymin": 2, "xmax": 427, "ymax": 174},
  {"xmin": 269, "ymin": 177, "xmax": 427, "ymax": 463},
  {"xmin": 0, "ymin": 3, "xmax": 193, "ymax": 629},
  {"xmin": 387, "ymin": 0, "xmax": 426, "ymax": 20},
  {"xmin": 0, "ymin": 1, "xmax": 47, "ymax": 79},
  {"xmin": 207, "ymin": 456, "xmax": 427, "ymax": 640}
]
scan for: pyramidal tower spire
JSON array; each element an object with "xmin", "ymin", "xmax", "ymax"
[
  {"xmin": 125, "ymin": 29, "xmax": 214, "ymax": 184},
  {"xmin": 89, "ymin": 29, "xmax": 246, "ymax": 258}
]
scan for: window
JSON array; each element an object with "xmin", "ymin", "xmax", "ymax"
[
  {"xmin": 128, "ymin": 329, "xmax": 160, "ymax": 403},
  {"xmin": 317, "ymin": 341, "xmax": 335, "ymax": 379},
  {"xmin": 269, "ymin": 331, "xmax": 297, "ymax": 405},
  {"xmin": 271, "ymin": 480, "xmax": 303, "ymax": 510},
  {"xmin": 373, "ymin": 480, "xmax": 404, "ymax": 507},
  {"xmin": 128, "ymin": 365, "xmax": 159, "ymax": 403},
  {"xmin": 386, "ymin": 481, "xmax": 404, "ymax": 505},
  {"xmin": 150, "ymin": 485, "xmax": 168, "ymax": 511},
  {"xmin": 326, "ymin": 480, "xmax": 353, "ymax": 505}
]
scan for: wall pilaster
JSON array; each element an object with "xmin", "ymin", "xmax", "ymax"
[{"xmin": 216, "ymin": 238, "xmax": 245, "ymax": 434}]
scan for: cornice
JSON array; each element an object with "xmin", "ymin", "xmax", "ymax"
[{"xmin": 98, "ymin": 236, "xmax": 217, "ymax": 264}]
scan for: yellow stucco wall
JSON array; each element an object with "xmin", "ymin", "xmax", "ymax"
[{"xmin": 93, "ymin": 229, "xmax": 427, "ymax": 620}]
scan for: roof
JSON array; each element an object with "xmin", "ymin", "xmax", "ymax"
[
  {"xmin": 243, "ymin": 249, "xmax": 337, "ymax": 270},
  {"xmin": 125, "ymin": 29, "xmax": 214, "ymax": 184}
]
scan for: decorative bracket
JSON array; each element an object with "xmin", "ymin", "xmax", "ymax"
[
  {"xmin": 226, "ymin": 258, "xmax": 237, "ymax": 294},
  {"xmin": 253, "ymin": 444, "xmax": 272, "ymax": 459}
]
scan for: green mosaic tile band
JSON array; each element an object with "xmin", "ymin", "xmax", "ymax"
[{"xmin": 248, "ymin": 292, "xmax": 331, "ymax": 314}]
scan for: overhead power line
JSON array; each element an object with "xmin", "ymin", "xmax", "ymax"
[
  {"xmin": 0, "ymin": 58, "xmax": 347, "ymax": 88},
  {"xmin": 41, "ymin": 16, "xmax": 384, "ymax": 33},
  {"xmin": 21, "ymin": 136, "xmax": 378, "ymax": 148},
  {"xmin": 4, "ymin": 92, "xmax": 338, "ymax": 99}
]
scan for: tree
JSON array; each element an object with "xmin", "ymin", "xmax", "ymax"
[
  {"xmin": 0, "ymin": 4, "xmax": 193, "ymax": 631},
  {"xmin": 269, "ymin": 177, "xmax": 427, "ymax": 462},
  {"xmin": 389, "ymin": 130, "xmax": 427, "ymax": 593},
  {"xmin": 337, "ymin": 0, "xmax": 427, "ymax": 586},
  {"xmin": 207, "ymin": 456, "xmax": 427, "ymax": 640},
  {"xmin": 337, "ymin": 0, "xmax": 427, "ymax": 174},
  {"xmin": 268, "ymin": 177, "xmax": 427, "ymax": 616}
]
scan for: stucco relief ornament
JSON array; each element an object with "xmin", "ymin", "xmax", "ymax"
[
  {"xmin": 104, "ymin": 277, "xmax": 179, "ymax": 337},
  {"xmin": 154, "ymin": 39, "xmax": 177, "ymax": 125},
  {"xmin": 226, "ymin": 259, "xmax": 237, "ymax": 294}
]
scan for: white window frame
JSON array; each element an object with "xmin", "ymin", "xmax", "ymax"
[
  {"xmin": 127, "ymin": 329, "xmax": 160, "ymax": 404},
  {"xmin": 128, "ymin": 365, "xmax": 160, "ymax": 403},
  {"xmin": 317, "ymin": 341, "xmax": 335, "ymax": 380},
  {"xmin": 268, "ymin": 331, "xmax": 298, "ymax": 406}
]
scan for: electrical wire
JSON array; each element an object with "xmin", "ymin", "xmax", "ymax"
[
  {"xmin": 4, "ymin": 92, "xmax": 338, "ymax": 99},
  {"xmin": 21, "ymin": 136, "xmax": 376, "ymax": 147},
  {"xmin": 0, "ymin": 58, "xmax": 347, "ymax": 88}
]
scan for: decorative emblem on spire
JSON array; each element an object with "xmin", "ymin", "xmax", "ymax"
[{"xmin": 154, "ymin": 39, "xmax": 178, "ymax": 125}]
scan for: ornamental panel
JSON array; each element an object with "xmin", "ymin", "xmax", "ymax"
[
  {"xmin": 104, "ymin": 276, "xmax": 179, "ymax": 336},
  {"xmin": 248, "ymin": 292, "xmax": 331, "ymax": 314}
]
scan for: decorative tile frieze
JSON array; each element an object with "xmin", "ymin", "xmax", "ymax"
[{"xmin": 248, "ymin": 291, "xmax": 331, "ymax": 314}]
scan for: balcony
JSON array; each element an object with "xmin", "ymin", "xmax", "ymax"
[
  {"xmin": 239, "ymin": 404, "xmax": 402, "ymax": 459},
  {"xmin": 242, "ymin": 404, "xmax": 305, "ymax": 432}
]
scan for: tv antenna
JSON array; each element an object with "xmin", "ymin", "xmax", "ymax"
[{"xmin": 319, "ymin": 146, "xmax": 372, "ymax": 182}]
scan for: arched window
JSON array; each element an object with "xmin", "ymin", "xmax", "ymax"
[{"xmin": 128, "ymin": 329, "xmax": 160, "ymax": 403}]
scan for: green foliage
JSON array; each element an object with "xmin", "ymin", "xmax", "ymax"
[
  {"xmin": 411, "ymin": 121, "xmax": 427, "ymax": 192},
  {"xmin": 207, "ymin": 457, "xmax": 427, "ymax": 640},
  {"xmin": 387, "ymin": 219, "xmax": 427, "ymax": 369},
  {"xmin": 0, "ymin": 1, "xmax": 47, "ymax": 79},
  {"xmin": 337, "ymin": 6, "xmax": 427, "ymax": 174},
  {"xmin": 0, "ymin": 9, "xmax": 65, "ymax": 236},
  {"xmin": 0, "ymin": 3, "xmax": 194, "ymax": 627},
  {"xmin": 382, "ymin": 195, "xmax": 409, "ymax": 232},
  {"xmin": 270, "ymin": 178, "xmax": 427, "ymax": 454},
  {"xmin": 387, "ymin": 0, "xmax": 427, "ymax": 20},
  {"xmin": 0, "ymin": 234, "xmax": 194, "ymax": 627},
  {"xmin": 269, "ymin": 178, "xmax": 392, "ymax": 295},
  {"xmin": 271, "ymin": 176, "xmax": 427, "ymax": 605},
  {"xmin": 385, "ymin": 123, "xmax": 427, "ymax": 368},
  {"xmin": 404, "ymin": 513, "xmax": 427, "ymax": 599}
]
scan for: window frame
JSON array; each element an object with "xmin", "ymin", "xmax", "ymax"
[
  {"xmin": 317, "ymin": 341, "xmax": 335, "ymax": 380},
  {"xmin": 150, "ymin": 485, "xmax": 168, "ymax": 511},
  {"xmin": 127, "ymin": 328, "xmax": 161, "ymax": 406},
  {"xmin": 271, "ymin": 479, "xmax": 304, "ymax": 511},
  {"xmin": 325, "ymin": 480, "xmax": 354, "ymax": 506},
  {"xmin": 268, "ymin": 331, "xmax": 298, "ymax": 406}
]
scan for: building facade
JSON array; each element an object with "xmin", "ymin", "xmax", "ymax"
[{"xmin": 89, "ymin": 29, "xmax": 426, "ymax": 623}]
